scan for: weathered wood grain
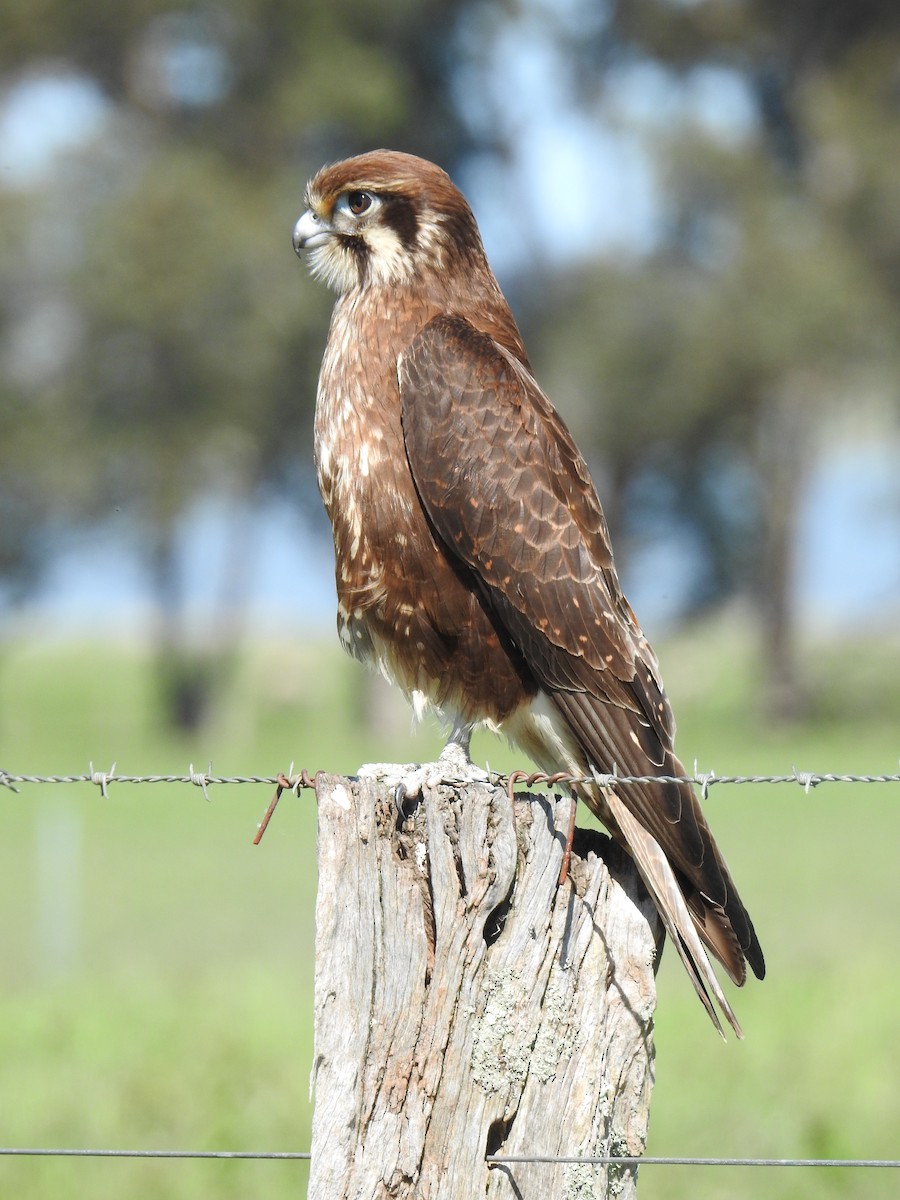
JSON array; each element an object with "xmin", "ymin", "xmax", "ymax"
[{"xmin": 308, "ymin": 775, "xmax": 660, "ymax": 1199}]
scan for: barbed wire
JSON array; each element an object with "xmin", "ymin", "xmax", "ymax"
[
  {"xmin": 0, "ymin": 764, "xmax": 290, "ymax": 799},
  {"xmin": 4, "ymin": 760, "xmax": 899, "ymax": 842},
  {"xmin": 3, "ymin": 762, "xmax": 900, "ymax": 797}
]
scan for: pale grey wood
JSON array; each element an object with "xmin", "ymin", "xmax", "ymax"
[{"xmin": 308, "ymin": 774, "xmax": 660, "ymax": 1200}]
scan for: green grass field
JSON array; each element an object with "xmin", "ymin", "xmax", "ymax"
[{"xmin": 1, "ymin": 616, "xmax": 898, "ymax": 1198}]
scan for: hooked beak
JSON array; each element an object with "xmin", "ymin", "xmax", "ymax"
[{"xmin": 292, "ymin": 209, "xmax": 332, "ymax": 256}]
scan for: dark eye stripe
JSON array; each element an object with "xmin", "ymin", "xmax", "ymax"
[{"xmin": 383, "ymin": 195, "xmax": 419, "ymax": 250}]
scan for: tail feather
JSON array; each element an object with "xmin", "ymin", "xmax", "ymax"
[
  {"xmin": 683, "ymin": 886, "xmax": 747, "ymax": 987},
  {"xmin": 600, "ymin": 776, "xmax": 743, "ymax": 1039},
  {"xmin": 502, "ymin": 692, "xmax": 759, "ymax": 1037}
]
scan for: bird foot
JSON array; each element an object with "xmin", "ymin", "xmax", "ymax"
[
  {"xmin": 436, "ymin": 737, "xmax": 490, "ymax": 784},
  {"xmin": 358, "ymin": 741, "xmax": 490, "ymax": 812}
]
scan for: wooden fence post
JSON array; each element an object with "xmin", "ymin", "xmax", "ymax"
[{"xmin": 308, "ymin": 774, "xmax": 660, "ymax": 1199}]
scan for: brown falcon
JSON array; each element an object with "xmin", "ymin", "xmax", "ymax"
[{"xmin": 292, "ymin": 149, "xmax": 764, "ymax": 1036}]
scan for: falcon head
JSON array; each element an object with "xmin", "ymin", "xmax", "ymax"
[{"xmin": 293, "ymin": 150, "xmax": 487, "ymax": 293}]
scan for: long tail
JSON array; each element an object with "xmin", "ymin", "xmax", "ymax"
[{"xmin": 600, "ymin": 776, "xmax": 742, "ymax": 1039}]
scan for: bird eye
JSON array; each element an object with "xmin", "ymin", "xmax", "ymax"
[{"xmin": 347, "ymin": 190, "xmax": 373, "ymax": 216}]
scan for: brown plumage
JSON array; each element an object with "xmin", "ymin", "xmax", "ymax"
[{"xmin": 293, "ymin": 149, "xmax": 764, "ymax": 1036}]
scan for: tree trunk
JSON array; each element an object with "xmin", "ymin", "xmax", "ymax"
[
  {"xmin": 308, "ymin": 774, "xmax": 660, "ymax": 1200},
  {"xmin": 755, "ymin": 380, "xmax": 812, "ymax": 720}
]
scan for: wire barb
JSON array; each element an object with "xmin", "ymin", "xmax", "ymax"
[
  {"xmin": 0, "ymin": 767, "xmax": 20, "ymax": 794},
  {"xmin": 693, "ymin": 762, "xmax": 716, "ymax": 801},
  {"xmin": 188, "ymin": 762, "xmax": 213, "ymax": 801},
  {"xmin": 88, "ymin": 761, "xmax": 116, "ymax": 798},
  {"xmin": 791, "ymin": 766, "xmax": 818, "ymax": 793}
]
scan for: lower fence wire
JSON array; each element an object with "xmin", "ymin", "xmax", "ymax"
[
  {"xmin": 1, "ymin": 1149, "xmax": 899, "ymax": 1168},
  {"xmin": 487, "ymin": 1155, "xmax": 900, "ymax": 1169},
  {"xmin": 0, "ymin": 1149, "xmax": 310, "ymax": 1160}
]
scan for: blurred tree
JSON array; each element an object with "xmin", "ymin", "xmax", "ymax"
[
  {"xmin": 480, "ymin": 0, "xmax": 900, "ymax": 717},
  {"xmin": 534, "ymin": 129, "xmax": 889, "ymax": 715},
  {"xmin": 0, "ymin": 184, "xmax": 106, "ymax": 599},
  {"xmin": 0, "ymin": 0, "xmax": 481, "ymax": 729}
]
